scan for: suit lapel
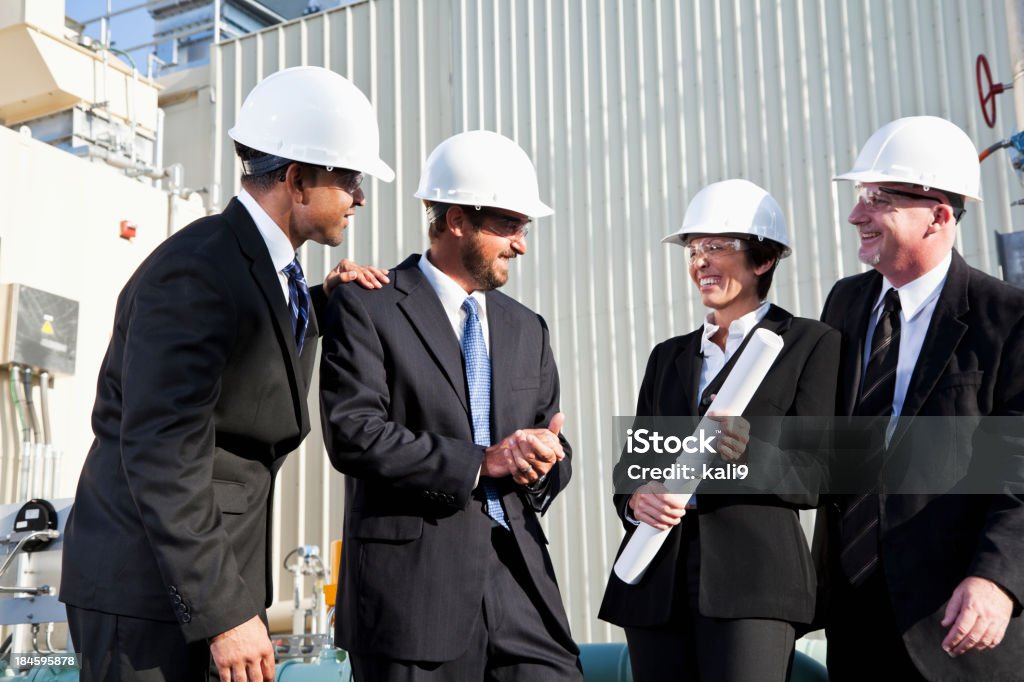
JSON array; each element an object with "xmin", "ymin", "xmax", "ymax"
[
  {"xmin": 672, "ymin": 333, "xmax": 704, "ymax": 414},
  {"xmin": 225, "ymin": 199, "xmax": 309, "ymax": 430},
  {"xmin": 839, "ymin": 274, "xmax": 882, "ymax": 416},
  {"xmin": 889, "ymin": 252, "xmax": 969, "ymax": 448},
  {"xmin": 394, "ymin": 262, "xmax": 470, "ymax": 413},
  {"xmin": 487, "ymin": 293, "xmax": 518, "ymax": 437}
]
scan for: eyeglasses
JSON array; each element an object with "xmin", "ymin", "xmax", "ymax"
[
  {"xmin": 686, "ymin": 237, "xmax": 748, "ymax": 262},
  {"xmin": 474, "ymin": 208, "xmax": 531, "ymax": 240},
  {"xmin": 327, "ymin": 168, "xmax": 364, "ymax": 195},
  {"xmin": 855, "ymin": 184, "xmax": 941, "ymax": 210},
  {"xmin": 279, "ymin": 165, "xmax": 364, "ymax": 195}
]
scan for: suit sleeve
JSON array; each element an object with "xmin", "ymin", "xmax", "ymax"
[
  {"xmin": 820, "ymin": 283, "xmax": 839, "ymax": 326},
  {"xmin": 751, "ymin": 326, "xmax": 840, "ymax": 507},
  {"xmin": 319, "ymin": 284, "xmax": 482, "ymax": 508},
  {"xmin": 309, "ymin": 283, "xmax": 327, "ymax": 331},
  {"xmin": 118, "ymin": 255, "xmax": 257, "ymax": 642},
  {"xmin": 969, "ymin": 314, "xmax": 1024, "ymax": 609},
  {"xmin": 611, "ymin": 344, "xmax": 663, "ymax": 531},
  {"xmin": 519, "ymin": 315, "xmax": 572, "ymax": 514}
]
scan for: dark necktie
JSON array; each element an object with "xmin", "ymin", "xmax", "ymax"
[
  {"xmin": 461, "ymin": 297, "xmax": 508, "ymax": 529},
  {"xmin": 840, "ymin": 288, "xmax": 902, "ymax": 586},
  {"xmin": 283, "ymin": 258, "xmax": 310, "ymax": 354}
]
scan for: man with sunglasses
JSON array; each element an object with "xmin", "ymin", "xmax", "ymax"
[
  {"xmin": 60, "ymin": 67, "xmax": 393, "ymax": 682},
  {"xmin": 320, "ymin": 130, "xmax": 582, "ymax": 681},
  {"xmin": 816, "ymin": 116, "xmax": 1024, "ymax": 679}
]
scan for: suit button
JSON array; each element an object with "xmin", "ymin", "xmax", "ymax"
[
  {"xmin": 168, "ymin": 586, "xmax": 178, "ymax": 594},
  {"xmin": 182, "ymin": 613, "xmax": 192, "ymax": 624},
  {"xmin": 172, "ymin": 595, "xmax": 182, "ymax": 604}
]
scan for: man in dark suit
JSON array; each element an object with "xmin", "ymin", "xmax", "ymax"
[
  {"xmin": 818, "ymin": 115, "xmax": 1024, "ymax": 680},
  {"xmin": 320, "ymin": 130, "xmax": 582, "ymax": 681},
  {"xmin": 59, "ymin": 67, "xmax": 393, "ymax": 682}
]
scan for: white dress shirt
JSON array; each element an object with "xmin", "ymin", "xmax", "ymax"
[
  {"xmin": 417, "ymin": 252, "xmax": 490, "ymax": 353},
  {"xmin": 237, "ymin": 188, "xmax": 296, "ymax": 304},
  {"xmin": 863, "ymin": 252, "xmax": 951, "ymax": 441},
  {"xmin": 698, "ymin": 301, "xmax": 771, "ymax": 398}
]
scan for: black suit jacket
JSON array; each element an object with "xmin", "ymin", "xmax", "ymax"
[
  {"xmin": 319, "ymin": 254, "xmax": 575, "ymax": 663},
  {"xmin": 599, "ymin": 305, "xmax": 839, "ymax": 628},
  {"xmin": 817, "ymin": 251, "xmax": 1024, "ymax": 677},
  {"xmin": 60, "ymin": 198, "xmax": 324, "ymax": 642}
]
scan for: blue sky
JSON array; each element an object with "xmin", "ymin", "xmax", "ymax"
[{"xmin": 65, "ymin": 0, "xmax": 155, "ymax": 73}]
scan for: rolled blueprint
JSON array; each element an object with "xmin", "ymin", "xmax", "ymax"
[{"xmin": 612, "ymin": 328, "xmax": 784, "ymax": 585}]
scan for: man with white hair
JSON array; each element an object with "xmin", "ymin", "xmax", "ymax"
[{"xmin": 817, "ymin": 115, "xmax": 1024, "ymax": 680}]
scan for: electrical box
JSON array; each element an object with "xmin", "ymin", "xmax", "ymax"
[
  {"xmin": 996, "ymin": 231, "xmax": 1024, "ymax": 289},
  {"xmin": 0, "ymin": 284, "xmax": 79, "ymax": 376}
]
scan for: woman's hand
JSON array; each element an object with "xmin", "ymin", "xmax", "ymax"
[
  {"xmin": 706, "ymin": 411, "xmax": 750, "ymax": 463},
  {"xmin": 628, "ymin": 482, "xmax": 689, "ymax": 530}
]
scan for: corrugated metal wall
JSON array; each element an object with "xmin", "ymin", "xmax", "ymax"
[{"xmin": 211, "ymin": 0, "xmax": 1018, "ymax": 641}]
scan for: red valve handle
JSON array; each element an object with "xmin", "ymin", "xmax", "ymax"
[{"xmin": 977, "ymin": 53, "xmax": 1004, "ymax": 129}]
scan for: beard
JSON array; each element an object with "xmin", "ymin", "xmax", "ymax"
[
  {"xmin": 462, "ymin": 234, "xmax": 514, "ymax": 290},
  {"xmin": 858, "ymin": 251, "xmax": 881, "ymax": 267}
]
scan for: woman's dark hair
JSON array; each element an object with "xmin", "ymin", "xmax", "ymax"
[{"xmin": 744, "ymin": 238, "xmax": 785, "ymax": 300}]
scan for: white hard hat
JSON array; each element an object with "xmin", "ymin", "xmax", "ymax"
[
  {"xmin": 834, "ymin": 115, "xmax": 980, "ymax": 201},
  {"xmin": 228, "ymin": 66, "xmax": 395, "ymax": 182},
  {"xmin": 414, "ymin": 130, "xmax": 553, "ymax": 218},
  {"xmin": 662, "ymin": 179, "xmax": 791, "ymax": 257}
]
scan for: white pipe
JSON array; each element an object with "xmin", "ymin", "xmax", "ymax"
[
  {"xmin": 130, "ymin": 67, "xmax": 139, "ymax": 166},
  {"xmin": 291, "ymin": 576, "xmax": 304, "ymax": 635},
  {"xmin": 213, "ymin": 0, "xmax": 222, "ymax": 47},
  {"xmin": 155, "ymin": 108, "xmax": 166, "ymax": 190},
  {"xmin": 0, "ymin": 369, "xmax": 7, "ymax": 505},
  {"xmin": 20, "ymin": 368, "xmax": 36, "ymax": 445},
  {"xmin": 1007, "ymin": 0, "xmax": 1024, "ymax": 131},
  {"xmin": 48, "ymin": 449, "xmax": 60, "ymax": 499},
  {"xmin": 84, "ymin": 145, "xmax": 167, "ymax": 179},
  {"xmin": 38, "ymin": 371, "xmax": 51, "ymax": 445},
  {"xmin": 18, "ymin": 441, "xmax": 31, "ymax": 501},
  {"xmin": 32, "ymin": 442, "xmax": 45, "ymax": 499}
]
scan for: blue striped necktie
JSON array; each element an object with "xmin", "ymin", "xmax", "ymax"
[
  {"xmin": 461, "ymin": 297, "xmax": 508, "ymax": 529},
  {"xmin": 283, "ymin": 258, "xmax": 310, "ymax": 354}
]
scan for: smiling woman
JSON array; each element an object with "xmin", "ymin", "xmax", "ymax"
[{"xmin": 599, "ymin": 179, "xmax": 841, "ymax": 682}]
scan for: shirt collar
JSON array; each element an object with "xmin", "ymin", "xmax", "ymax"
[
  {"xmin": 237, "ymin": 188, "xmax": 296, "ymax": 274},
  {"xmin": 417, "ymin": 252, "xmax": 487, "ymax": 317},
  {"xmin": 877, "ymin": 251, "xmax": 951, "ymax": 321},
  {"xmin": 700, "ymin": 301, "xmax": 771, "ymax": 354}
]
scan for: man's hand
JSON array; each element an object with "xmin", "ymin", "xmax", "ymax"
[
  {"xmin": 940, "ymin": 576, "xmax": 1014, "ymax": 657},
  {"xmin": 706, "ymin": 410, "xmax": 750, "ymax": 463},
  {"xmin": 510, "ymin": 412, "xmax": 565, "ymax": 485},
  {"xmin": 209, "ymin": 615, "xmax": 275, "ymax": 682},
  {"xmin": 628, "ymin": 481, "xmax": 688, "ymax": 530},
  {"xmin": 480, "ymin": 413, "xmax": 566, "ymax": 484},
  {"xmin": 324, "ymin": 258, "xmax": 390, "ymax": 294}
]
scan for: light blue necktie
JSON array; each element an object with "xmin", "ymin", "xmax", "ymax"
[
  {"xmin": 283, "ymin": 258, "xmax": 310, "ymax": 354},
  {"xmin": 461, "ymin": 297, "xmax": 508, "ymax": 529}
]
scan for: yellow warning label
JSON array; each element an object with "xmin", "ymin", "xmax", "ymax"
[{"xmin": 41, "ymin": 315, "xmax": 54, "ymax": 336}]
